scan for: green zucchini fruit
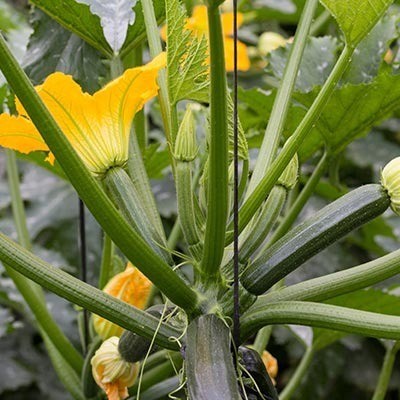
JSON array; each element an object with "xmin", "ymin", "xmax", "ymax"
[
  {"xmin": 241, "ymin": 184, "xmax": 390, "ymax": 295},
  {"xmin": 185, "ymin": 314, "xmax": 241, "ymax": 400},
  {"xmin": 118, "ymin": 305, "xmax": 170, "ymax": 363},
  {"xmin": 239, "ymin": 346, "xmax": 278, "ymax": 400}
]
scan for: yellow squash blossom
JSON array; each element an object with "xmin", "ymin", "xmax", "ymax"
[
  {"xmin": 262, "ymin": 350, "xmax": 278, "ymax": 385},
  {"xmin": 0, "ymin": 53, "xmax": 166, "ymax": 177},
  {"xmin": 91, "ymin": 336, "xmax": 139, "ymax": 400},
  {"xmin": 93, "ymin": 263, "xmax": 152, "ymax": 340},
  {"xmin": 162, "ymin": 5, "xmax": 250, "ymax": 72}
]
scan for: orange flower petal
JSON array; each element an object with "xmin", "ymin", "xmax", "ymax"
[{"xmin": 224, "ymin": 38, "xmax": 251, "ymax": 72}]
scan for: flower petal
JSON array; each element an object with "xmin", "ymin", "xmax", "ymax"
[
  {"xmin": 221, "ymin": 11, "xmax": 244, "ymax": 36},
  {"xmin": 17, "ymin": 72, "xmax": 109, "ymax": 174},
  {"xmin": 224, "ymin": 37, "xmax": 250, "ymax": 71},
  {"xmin": 0, "ymin": 114, "xmax": 52, "ymax": 160}
]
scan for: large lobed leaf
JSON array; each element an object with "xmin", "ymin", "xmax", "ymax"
[
  {"xmin": 30, "ymin": 0, "xmax": 165, "ymax": 57},
  {"xmin": 320, "ymin": 0, "xmax": 394, "ymax": 47},
  {"xmin": 166, "ymin": 0, "xmax": 209, "ymax": 105}
]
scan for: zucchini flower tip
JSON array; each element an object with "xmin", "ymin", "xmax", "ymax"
[{"xmin": 381, "ymin": 157, "xmax": 400, "ymax": 215}]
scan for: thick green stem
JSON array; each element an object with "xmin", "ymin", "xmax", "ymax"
[
  {"xmin": 132, "ymin": 44, "xmax": 147, "ymax": 151},
  {"xmin": 141, "ymin": 0, "xmax": 177, "ymax": 144},
  {"xmin": 0, "ymin": 233, "xmax": 182, "ymax": 350},
  {"xmin": 267, "ymin": 152, "xmax": 328, "ymax": 246},
  {"xmin": 5, "ymin": 150, "xmax": 83, "ymax": 374},
  {"xmin": 258, "ymin": 248, "xmax": 400, "ymax": 304},
  {"xmin": 176, "ymin": 162, "xmax": 202, "ymax": 259},
  {"xmin": 98, "ymin": 233, "xmax": 115, "ymax": 289},
  {"xmin": 200, "ymin": 5, "xmax": 229, "ymax": 283},
  {"xmin": 240, "ymin": 186, "xmax": 287, "ymax": 262},
  {"xmin": 240, "ymin": 301, "xmax": 400, "ymax": 342},
  {"xmin": 372, "ymin": 342, "xmax": 400, "ymax": 400},
  {"xmin": 128, "ymin": 131, "xmax": 166, "ymax": 241},
  {"xmin": 43, "ymin": 334, "xmax": 85, "ymax": 400},
  {"xmin": 235, "ymin": 45, "xmax": 354, "ymax": 236},
  {"xmin": 253, "ymin": 326, "xmax": 273, "ymax": 354},
  {"xmin": 104, "ymin": 167, "xmax": 171, "ymax": 263},
  {"xmin": 0, "ymin": 33, "xmax": 199, "ymax": 313},
  {"xmin": 246, "ymin": 0, "xmax": 319, "ymax": 198},
  {"xmin": 280, "ymin": 345, "xmax": 316, "ymax": 400}
]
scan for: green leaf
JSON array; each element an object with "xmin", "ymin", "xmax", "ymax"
[
  {"xmin": 290, "ymin": 68, "xmax": 400, "ymax": 159},
  {"xmin": 30, "ymin": 0, "xmax": 165, "ymax": 57},
  {"xmin": 166, "ymin": 0, "xmax": 209, "ymax": 105},
  {"xmin": 314, "ymin": 289, "xmax": 400, "ymax": 349},
  {"xmin": 23, "ymin": 10, "xmax": 106, "ymax": 93},
  {"xmin": 75, "ymin": 0, "xmax": 137, "ymax": 53},
  {"xmin": 342, "ymin": 15, "xmax": 399, "ymax": 84},
  {"xmin": 268, "ymin": 36, "xmax": 341, "ymax": 92},
  {"xmin": 320, "ymin": 0, "xmax": 394, "ymax": 47}
]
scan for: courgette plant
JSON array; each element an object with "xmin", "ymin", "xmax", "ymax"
[{"xmin": 1, "ymin": 0, "xmax": 400, "ymax": 399}]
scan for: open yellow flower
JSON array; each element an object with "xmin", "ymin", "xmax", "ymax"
[
  {"xmin": 91, "ymin": 336, "xmax": 139, "ymax": 400},
  {"xmin": 0, "ymin": 53, "xmax": 166, "ymax": 177},
  {"xmin": 161, "ymin": 5, "xmax": 250, "ymax": 72},
  {"xmin": 93, "ymin": 263, "xmax": 152, "ymax": 340}
]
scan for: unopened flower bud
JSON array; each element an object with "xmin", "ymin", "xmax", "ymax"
[
  {"xmin": 174, "ymin": 105, "xmax": 198, "ymax": 162},
  {"xmin": 91, "ymin": 337, "xmax": 139, "ymax": 400},
  {"xmin": 277, "ymin": 153, "xmax": 299, "ymax": 190},
  {"xmin": 381, "ymin": 157, "xmax": 400, "ymax": 215},
  {"xmin": 93, "ymin": 263, "xmax": 152, "ymax": 340},
  {"xmin": 258, "ymin": 32, "xmax": 287, "ymax": 57}
]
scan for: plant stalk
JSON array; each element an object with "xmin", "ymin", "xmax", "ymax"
[
  {"xmin": 266, "ymin": 151, "xmax": 328, "ymax": 246},
  {"xmin": 246, "ymin": 0, "xmax": 319, "ymax": 198},
  {"xmin": 280, "ymin": 345, "xmax": 316, "ymax": 400},
  {"xmin": 235, "ymin": 45, "xmax": 355, "ymax": 238},
  {"xmin": 200, "ymin": 4, "xmax": 229, "ymax": 283},
  {"xmin": 372, "ymin": 342, "xmax": 400, "ymax": 400},
  {"xmin": 0, "ymin": 33, "xmax": 200, "ymax": 314}
]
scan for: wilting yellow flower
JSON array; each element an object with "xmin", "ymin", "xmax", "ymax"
[
  {"xmin": 93, "ymin": 263, "xmax": 152, "ymax": 340},
  {"xmin": 262, "ymin": 350, "xmax": 278, "ymax": 385},
  {"xmin": 161, "ymin": 5, "xmax": 250, "ymax": 72},
  {"xmin": 258, "ymin": 32, "xmax": 287, "ymax": 57},
  {"xmin": 91, "ymin": 336, "xmax": 139, "ymax": 400},
  {"xmin": 0, "ymin": 53, "xmax": 166, "ymax": 177}
]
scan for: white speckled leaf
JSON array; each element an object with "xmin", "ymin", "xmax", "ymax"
[{"xmin": 75, "ymin": 0, "xmax": 137, "ymax": 52}]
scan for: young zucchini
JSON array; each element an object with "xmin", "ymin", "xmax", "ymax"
[{"xmin": 241, "ymin": 184, "xmax": 391, "ymax": 295}]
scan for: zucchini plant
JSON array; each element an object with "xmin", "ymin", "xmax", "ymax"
[{"xmin": 1, "ymin": 0, "xmax": 400, "ymax": 399}]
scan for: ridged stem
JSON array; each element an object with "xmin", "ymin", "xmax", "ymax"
[
  {"xmin": 5, "ymin": 150, "xmax": 83, "ymax": 374},
  {"xmin": 267, "ymin": 152, "xmax": 328, "ymax": 246},
  {"xmin": 104, "ymin": 167, "xmax": 171, "ymax": 263},
  {"xmin": 98, "ymin": 233, "xmax": 115, "ymax": 289},
  {"xmin": 0, "ymin": 232, "xmax": 182, "ymax": 350},
  {"xmin": 257, "ymin": 248, "xmax": 400, "ymax": 304},
  {"xmin": 176, "ymin": 162, "xmax": 202, "ymax": 259},
  {"xmin": 372, "ymin": 342, "xmax": 400, "ymax": 400},
  {"xmin": 245, "ymin": 0, "xmax": 319, "ymax": 198},
  {"xmin": 280, "ymin": 345, "xmax": 316, "ymax": 400},
  {"xmin": 200, "ymin": 4, "xmax": 229, "ymax": 284},
  {"xmin": 0, "ymin": 34, "xmax": 200, "ymax": 314},
  {"xmin": 235, "ymin": 45, "xmax": 355, "ymax": 236},
  {"xmin": 241, "ymin": 301, "xmax": 400, "ymax": 342}
]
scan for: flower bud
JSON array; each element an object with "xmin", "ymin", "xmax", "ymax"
[
  {"xmin": 381, "ymin": 157, "xmax": 400, "ymax": 215},
  {"xmin": 91, "ymin": 337, "xmax": 139, "ymax": 400},
  {"xmin": 174, "ymin": 105, "xmax": 198, "ymax": 162},
  {"xmin": 261, "ymin": 350, "xmax": 278, "ymax": 384},
  {"xmin": 258, "ymin": 32, "xmax": 287, "ymax": 57},
  {"xmin": 93, "ymin": 263, "xmax": 152, "ymax": 340},
  {"xmin": 277, "ymin": 153, "xmax": 299, "ymax": 190}
]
